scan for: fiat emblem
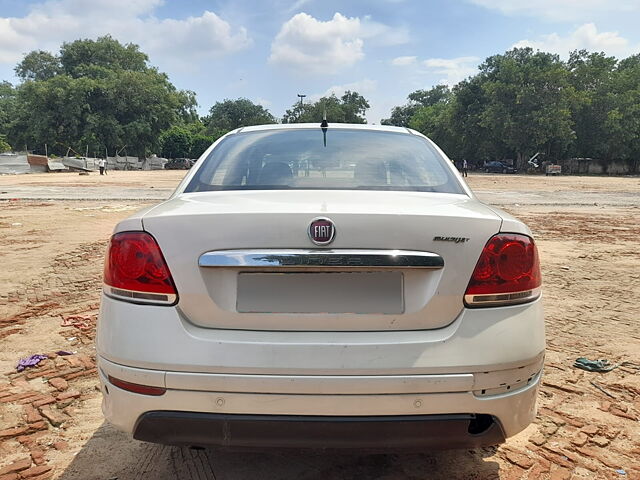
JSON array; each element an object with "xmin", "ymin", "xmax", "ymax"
[{"xmin": 308, "ymin": 217, "xmax": 336, "ymax": 246}]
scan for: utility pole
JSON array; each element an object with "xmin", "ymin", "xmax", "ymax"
[{"xmin": 296, "ymin": 94, "xmax": 306, "ymax": 122}]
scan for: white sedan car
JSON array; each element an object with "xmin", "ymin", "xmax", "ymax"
[{"xmin": 97, "ymin": 123, "xmax": 544, "ymax": 449}]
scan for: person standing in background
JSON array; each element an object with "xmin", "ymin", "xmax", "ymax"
[
  {"xmin": 462, "ymin": 159, "xmax": 468, "ymax": 177},
  {"xmin": 98, "ymin": 158, "xmax": 105, "ymax": 175}
]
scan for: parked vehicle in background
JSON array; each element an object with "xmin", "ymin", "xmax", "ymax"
[
  {"xmin": 164, "ymin": 158, "xmax": 195, "ymax": 170},
  {"xmin": 485, "ymin": 161, "xmax": 517, "ymax": 174},
  {"xmin": 98, "ymin": 123, "xmax": 544, "ymax": 450},
  {"xmin": 546, "ymin": 164, "xmax": 562, "ymax": 176}
]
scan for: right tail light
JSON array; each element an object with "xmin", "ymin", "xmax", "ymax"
[{"xmin": 464, "ymin": 233, "xmax": 541, "ymax": 307}]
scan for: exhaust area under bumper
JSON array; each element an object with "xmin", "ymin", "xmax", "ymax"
[{"xmin": 133, "ymin": 412, "xmax": 506, "ymax": 450}]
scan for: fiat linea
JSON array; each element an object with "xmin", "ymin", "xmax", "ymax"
[{"xmin": 97, "ymin": 123, "xmax": 544, "ymax": 449}]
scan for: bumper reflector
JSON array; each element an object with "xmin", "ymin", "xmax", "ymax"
[{"xmin": 108, "ymin": 375, "xmax": 166, "ymax": 396}]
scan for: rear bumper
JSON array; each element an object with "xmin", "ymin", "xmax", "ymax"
[
  {"xmin": 133, "ymin": 412, "xmax": 505, "ymax": 450},
  {"xmin": 98, "ymin": 360, "xmax": 541, "ymax": 446},
  {"xmin": 97, "ymin": 294, "xmax": 544, "ymax": 448}
]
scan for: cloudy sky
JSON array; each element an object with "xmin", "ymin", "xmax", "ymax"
[{"xmin": 1, "ymin": 0, "xmax": 639, "ymax": 122}]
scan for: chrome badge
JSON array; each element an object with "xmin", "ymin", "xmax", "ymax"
[
  {"xmin": 433, "ymin": 236, "xmax": 469, "ymax": 243},
  {"xmin": 308, "ymin": 217, "xmax": 336, "ymax": 246}
]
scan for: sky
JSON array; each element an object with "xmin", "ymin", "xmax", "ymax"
[{"xmin": 1, "ymin": 0, "xmax": 639, "ymax": 123}]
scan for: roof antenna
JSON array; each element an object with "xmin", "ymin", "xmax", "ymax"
[{"xmin": 320, "ymin": 106, "xmax": 328, "ymax": 147}]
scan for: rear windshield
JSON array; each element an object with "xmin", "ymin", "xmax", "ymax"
[{"xmin": 185, "ymin": 128, "xmax": 464, "ymax": 194}]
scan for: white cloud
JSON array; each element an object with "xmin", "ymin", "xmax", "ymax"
[
  {"xmin": 360, "ymin": 16, "xmax": 409, "ymax": 46},
  {"xmin": 0, "ymin": 0, "xmax": 251, "ymax": 66},
  {"xmin": 422, "ymin": 56, "xmax": 480, "ymax": 85},
  {"xmin": 468, "ymin": 0, "xmax": 640, "ymax": 22},
  {"xmin": 140, "ymin": 12, "xmax": 250, "ymax": 61},
  {"xmin": 320, "ymin": 78, "xmax": 377, "ymax": 99},
  {"xmin": 306, "ymin": 78, "xmax": 377, "ymax": 104},
  {"xmin": 269, "ymin": 12, "xmax": 407, "ymax": 74},
  {"xmin": 391, "ymin": 55, "xmax": 417, "ymax": 66},
  {"xmin": 513, "ymin": 23, "xmax": 634, "ymax": 58}
]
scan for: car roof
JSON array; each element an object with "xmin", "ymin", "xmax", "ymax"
[{"xmin": 231, "ymin": 123, "xmax": 415, "ymax": 135}]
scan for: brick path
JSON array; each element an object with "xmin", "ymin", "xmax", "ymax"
[{"xmin": 0, "ymin": 241, "xmax": 103, "ymax": 480}]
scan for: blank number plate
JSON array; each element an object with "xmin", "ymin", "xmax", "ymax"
[{"xmin": 237, "ymin": 272, "xmax": 404, "ymax": 314}]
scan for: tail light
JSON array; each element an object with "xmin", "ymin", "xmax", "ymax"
[
  {"xmin": 103, "ymin": 231, "xmax": 178, "ymax": 305},
  {"xmin": 464, "ymin": 233, "xmax": 541, "ymax": 307}
]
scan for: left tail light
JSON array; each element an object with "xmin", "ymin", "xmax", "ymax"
[{"xmin": 103, "ymin": 231, "xmax": 178, "ymax": 305}]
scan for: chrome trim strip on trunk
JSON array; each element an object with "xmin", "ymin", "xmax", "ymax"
[{"xmin": 198, "ymin": 249, "xmax": 444, "ymax": 269}]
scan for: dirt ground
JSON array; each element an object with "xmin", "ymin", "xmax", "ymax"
[{"xmin": 0, "ymin": 171, "xmax": 639, "ymax": 479}]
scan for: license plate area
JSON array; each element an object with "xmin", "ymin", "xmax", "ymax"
[{"xmin": 237, "ymin": 272, "xmax": 404, "ymax": 314}]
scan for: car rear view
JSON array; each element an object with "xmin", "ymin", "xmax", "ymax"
[{"xmin": 97, "ymin": 124, "xmax": 544, "ymax": 449}]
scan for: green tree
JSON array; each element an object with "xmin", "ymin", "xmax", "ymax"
[
  {"xmin": 478, "ymin": 48, "xmax": 577, "ymax": 167},
  {"xmin": 7, "ymin": 37, "xmax": 195, "ymax": 157},
  {"xmin": 0, "ymin": 81, "xmax": 17, "ymax": 142},
  {"xmin": 567, "ymin": 50, "xmax": 618, "ymax": 160},
  {"xmin": 0, "ymin": 136, "xmax": 11, "ymax": 152},
  {"xmin": 282, "ymin": 91, "xmax": 370, "ymax": 123},
  {"xmin": 15, "ymin": 50, "xmax": 62, "ymax": 81},
  {"xmin": 409, "ymin": 103, "xmax": 455, "ymax": 156},
  {"xmin": 9, "ymin": 75, "xmax": 96, "ymax": 154},
  {"xmin": 382, "ymin": 47, "xmax": 640, "ymax": 167},
  {"xmin": 159, "ymin": 126, "xmax": 192, "ymax": 158},
  {"xmin": 447, "ymin": 76, "xmax": 498, "ymax": 162},
  {"xmin": 189, "ymin": 133, "xmax": 215, "ymax": 158},
  {"xmin": 204, "ymin": 98, "xmax": 276, "ymax": 134},
  {"xmin": 59, "ymin": 35, "xmax": 148, "ymax": 77},
  {"xmin": 382, "ymin": 85, "xmax": 450, "ymax": 127},
  {"xmin": 602, "ymin": 54, "xmax": 640, "ymax": 161}
]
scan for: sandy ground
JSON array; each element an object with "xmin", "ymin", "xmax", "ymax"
[{"xmin": 0, "ymin": 171, "xmax": 639, "ymax": 479}]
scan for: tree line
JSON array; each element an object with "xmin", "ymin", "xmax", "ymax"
[
  {"xmin": 0, "ymin": 36, "xmax": 369, "ymax": 159},
  {"xmin": 382, "ymin": 48, "xmax": 640, "ymax": 169},
  {"xmin": 1, "ymin": 37, "xmax": 638, "ymax": 167}
]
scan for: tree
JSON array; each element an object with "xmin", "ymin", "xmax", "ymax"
[
  {"xmin": 0, "ymin": 81, "xmax": 17, "ymax": 142},
  {"xmin": 189, "ymin": 133, "xmax": 217, "ymax": 158},
  {"xmin": 204, "ymin": 98, "xmax": 276, "ymax": 134},
  {"xmin": 159, "ymin": 126, "xmax": 192, "ymax": 159},
  {"xmin": 0, "ymin": 136, "xmax": 10, "ymax": 152},
  {"xmin": 567, "ymin": 50, "xmax": 618, "ymax": 160},
  {"xmin": 400, "ymin": 86, "xmax": 455, "ymax": 155},
  {"xmin": 15, "ymin": 51, "xmax": 61, "ymax": 81},
  {"xmin": 382, "ymin": 85, "xmax": 450, "ymax": 127},
  {"xmin": 59, "ymin": 35, "xmax": 148, "ymax": 77},
  {"xmin": 282, "ymin": 91, "xmax": 370, "ymax": 123},
  {"xmin": 602, "ymin": 54, "xmax": 640, "ymax": 161},
  {"xmin": 7, "ymin": 37, "xmax": 196, "ymax": 157},
  {"xmin": 447, "ymin": 76, "xmax": 498, "ymax": 161},
  {"xmin": 382, "ymin": 47, "xmax": 640, "ymax": 168},
  {"xmin": 478, "ymin": 48, "xmax": 577, "ymax": 167},
  {"xmin": 339, "ymin": 91, "xmax": 371, "ymax": 123}
]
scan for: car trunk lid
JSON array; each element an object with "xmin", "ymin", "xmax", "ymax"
[{"xmin": 141, "ymin": 190, "xmax": 502, "ymax": 331}]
